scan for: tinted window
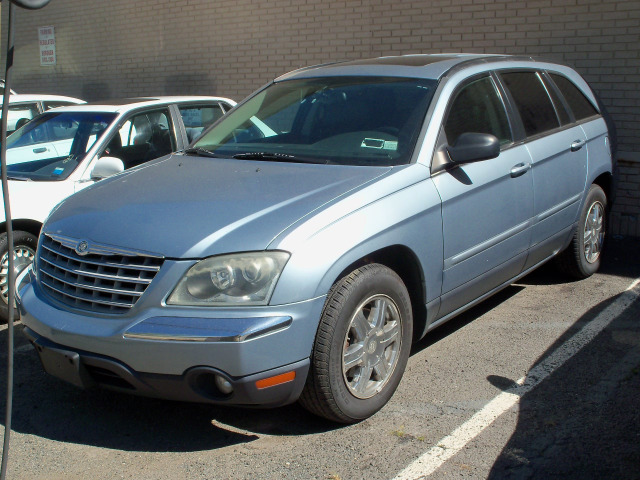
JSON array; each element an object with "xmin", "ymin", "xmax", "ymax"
[
  {"xmin": 501, "ymin": 71, "xmax": 559, "ymax": 137},
  {"xmin": 542, "ymin": 76, "xmax": 571, "ymax": 125},
  {"xmin": 444, "ymin": 76, "xmax": 512, "ymax": 146},
  {"xmin": 550, "ymin": 74, "xmax": 598, "ymax": 121}
]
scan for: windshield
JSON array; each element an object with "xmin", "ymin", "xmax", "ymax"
[
  {"xmin": 5, "ymin": 111, "xmax": 117, "ymax": 181},
  {"xmin": 193, "ymin": 76, "xmax": 437, "ymax": 166}
]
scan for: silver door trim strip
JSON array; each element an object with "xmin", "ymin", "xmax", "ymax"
[
  {"xmin": 444, "ymin": 219, "xmax": 531, "ymax": 270},
  {"xmin": 535, "ymin": 193, "xmax": 581, "ymax": 222}
]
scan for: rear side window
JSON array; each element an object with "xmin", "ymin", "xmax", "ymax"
[
  {"xmin": 444, "ymin": 76, "xmax": 512, "ymax": 146},
  {"xmin": 549, "ymin": 74, "xmax": 598, "ymax": 121},
  {"xmin": 6, "ymin": 103, "xmax": 39, "ymax": 132},
  {"xmin": 500, "ymin": 71, "xmax": 559, "ymax": 137},
  {"xmin": 179, "ymin": 104, "xmax": 225, "ymax": 142}
]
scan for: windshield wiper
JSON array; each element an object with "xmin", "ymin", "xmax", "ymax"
[
  {"xmin": 7, "ymin": 175, "xmax": 29, "ymax": 181},
  {"xmin": 183, "ymin": 147, "xmax": 220, "ymax": 158},
  {"xmin": 232, "ymin": 152, "xmax": 327, "ymax": 164}
]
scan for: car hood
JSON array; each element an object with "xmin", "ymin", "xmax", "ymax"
[{"xmin": 44, "ymin": 154, "xmax": 392, "ymax": 258}]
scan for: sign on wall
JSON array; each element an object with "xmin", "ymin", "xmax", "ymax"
[{"xmin": 38, "ymin": 26, "xmax": 56, "ymax": 66}]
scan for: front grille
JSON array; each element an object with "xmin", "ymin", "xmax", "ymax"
[{"xmin": 38, "ymin": 234, "xmax": 164, "ymax": 314}]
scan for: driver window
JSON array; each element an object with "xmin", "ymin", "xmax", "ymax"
[
  {"xmin": 100, "ymin": 109, "xmax": 176, "ymax": 169},
  {"xmin": 444, "ymin": 77, "xmax": 512, "ymax": 147}
]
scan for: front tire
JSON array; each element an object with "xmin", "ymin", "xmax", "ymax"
[
  {"xmin": 556, "ymin": 184, "xmax": 607, "ymax": 279},
  {"xmin": 299, "ymin": 264, "xmax": 413, "ymax": 423},
  {"xmin": 0, "ymin": 230, "xmax": 37, "ymax": 322}
]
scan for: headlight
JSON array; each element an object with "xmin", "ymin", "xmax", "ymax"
[{"xmin": 167, "ymin": 251, "xmax": 290, "ymax": 306}]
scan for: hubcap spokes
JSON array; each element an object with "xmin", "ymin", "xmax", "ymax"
[
  {"xmin": 0, "ymin": 246, "xmax": 35, "ymax": 304},
  {"xmin": 342, "ymin": 295, "xmax": 402, "ymax": 399},
  {"xmin": 583, "ymin": 201, "xmax": 604, "ymax": 264}
]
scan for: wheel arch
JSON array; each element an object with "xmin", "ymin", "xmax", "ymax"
[
  {"xmin": 332, "ymin": 245, "xmax": 428, "ymax": 343},
  {"xmin": 592, "ymin": 171, "xmax": 613, "ymax": 211},
  {"xmin": 0, "ymin": 219, "xmax": 43, "ymax": 238}
]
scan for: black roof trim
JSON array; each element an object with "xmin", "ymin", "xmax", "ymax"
[{"xmin": 334, "ymin": 55, "xmax": 464, "ymax": 68}]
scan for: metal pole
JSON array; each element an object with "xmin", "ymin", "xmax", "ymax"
[{"xmin": 0, "ymin": 2, "xmax": 17, "ymax": 478}]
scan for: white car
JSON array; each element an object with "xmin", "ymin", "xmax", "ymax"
[
  {"xmin": 1, "ymin": 96, "xmax": 235, "ymax": 320},
  {"xmin": 1, "ymin": 93, "xmax": 85, "ymax": 134},
  {"xmin": 0, "ymin": 79, "xmax": 17, "ymax": 95}
]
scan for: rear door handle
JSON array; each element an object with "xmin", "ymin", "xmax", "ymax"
[
  {"xmin": 33, "ymin": 147, "xmax": 47, "ymax": 153},
  {"xmin": 510, "ymin": 162, "xmax": 530, "ymax": 178},
  {"xmin": 570, "ymin": 139, "xmax": 586, "ymax": 152}
]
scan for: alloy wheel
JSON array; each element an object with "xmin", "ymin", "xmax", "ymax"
[
  {"xmin": 0, "ymin": 245, "xmax": 35, "ymax": 304},
  {"xmin": 342, "ymin": 294, "xmax": 402, "ymax": 399}
]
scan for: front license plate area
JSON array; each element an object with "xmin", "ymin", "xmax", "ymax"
[{"xmin": 34, "ymin": 342, "xmax": 94, "ymax": 389}]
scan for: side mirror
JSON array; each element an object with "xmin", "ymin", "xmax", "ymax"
[
  {"xmin": 10, "ymin": 0, "xmax": 52, "ymax": 9},
  {"xmin": 91, "ymin": 156, "xmax": 125, "ymax": 180},
  {"xmin": 446, "ymin": 132, "xmax": 500, "ymax": 164}
]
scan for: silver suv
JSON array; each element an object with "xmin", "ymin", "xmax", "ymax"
[{"xmin": 18, "ymin": 54, "xmax": 613, "ymax": 423}]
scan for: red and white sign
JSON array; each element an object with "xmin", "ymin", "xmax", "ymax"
[{"xmin": 38, "ymin": 26, "xmax": 56, "ymax": 66}]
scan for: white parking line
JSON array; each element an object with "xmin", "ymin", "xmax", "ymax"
[{"xmin": 393, "ymin": 277, "xmax": 640, "ymax": 480}]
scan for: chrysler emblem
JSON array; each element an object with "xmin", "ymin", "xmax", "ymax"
[{"xmin": 75, "ymin": 240, "xmax": 90, "ymax": 256}]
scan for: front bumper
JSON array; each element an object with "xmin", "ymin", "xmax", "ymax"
[
  {"xmin": 24, "ymin": 327, "xmax": 309, "ymax": 406},
  {"xmin": 18, "ymin": 274, "xmax": 326, "ymax": 407}
]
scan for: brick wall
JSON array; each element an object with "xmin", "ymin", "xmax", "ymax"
[
  {"xmin": 610, "ymin": 160, "xmax": 640, "ymax": 238},
  {"xmin": 2, "ymin": 0, "xmax": 639, "ymax": 236}
]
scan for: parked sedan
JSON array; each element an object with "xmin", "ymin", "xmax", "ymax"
[
  {"xmin": 1, "ymin": 93, "xmax": 85, "ymax": 133},
  {"xmin": 1, "ymin": 96, "xmax": 235, "ymax": 320},
  {"xmin": 18, "ymin": 55, "xmax": 612, "ymax": 423}
]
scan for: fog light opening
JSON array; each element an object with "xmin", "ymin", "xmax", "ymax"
[
  {"xmin": 215, "ymin": 374, "xmax": 234, "ymax": 395},
  {"xmin": 188, "ymin": 369, "xmax": 234, "ymax": 399}
]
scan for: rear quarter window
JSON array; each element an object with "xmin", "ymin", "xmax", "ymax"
[
  {"xmin": 500, "ymin": 71, "xmax": 559, "ymax": 137},
  {"xmin": 549, "ymin": 73, "xmax": 598, "ymax": 121}
]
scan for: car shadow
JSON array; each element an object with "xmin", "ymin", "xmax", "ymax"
[
  {"xmin": 411, "ymin": 284, "xmax": 526, "ymax": 356},
  {"xmin": 0, "ymin": 326, "xmax": 338, "ymax": 453},
  {"xmin": 486, "ymin": 237, "xmax": 640, "ymax": 478},
  {"xmin": 517, "ymin": 235, "xmax": 640, "ymax": 286},
  {"xmin": 486, "ymin": 290, "xmax": 640, "ymax": 478}
]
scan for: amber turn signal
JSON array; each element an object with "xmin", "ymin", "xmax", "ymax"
[{"xmin": 255, "ymin": 371, "xmax": 296, "ymax": 389}]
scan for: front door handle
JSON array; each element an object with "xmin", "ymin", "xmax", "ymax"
[
  {"xmin": 33, "ymin": 147, "xmax": 47, "ymax": 153},
  {"xmin": 570, "ymin": 139, "xmax": 586, "ymax": 152},
  {"xmin": 510, "ymin": 162, "xmax": 530, "ymax": 178}
]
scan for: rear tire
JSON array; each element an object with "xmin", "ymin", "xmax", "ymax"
[
  {"xmin": 0, "ymin": 230, "xmax": 37, "ymax": 322},
  {"xmin": 299, "ymin": 264, "xmax": 413, "ymax": 423},
  {"xmin": 555, "ymin": 184, "xmax": 607, "ymax": 279}
]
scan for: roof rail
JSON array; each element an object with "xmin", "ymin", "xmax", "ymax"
[{"xmin": 441, "ymin": 55, "xmax": 537, "ymax": 78}]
